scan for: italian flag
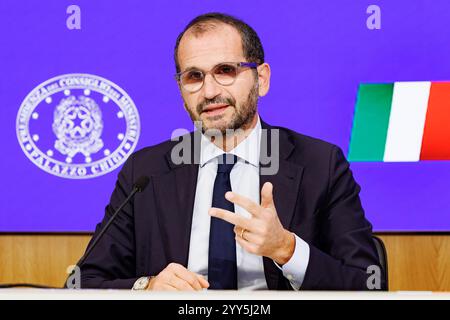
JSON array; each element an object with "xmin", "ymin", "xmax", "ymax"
[{"xmin": 348, "ymin": 82, "xmax": 450, "ymax": 162}]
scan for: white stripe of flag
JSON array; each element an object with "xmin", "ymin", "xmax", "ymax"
[{"xmin": 383, "ymin": 81, "xmax": 431, "ymax": 162}]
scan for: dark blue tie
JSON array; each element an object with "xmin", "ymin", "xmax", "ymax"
[{"xmin": 208, "ymin": 153, "xmax": 238, "ymax": 289}]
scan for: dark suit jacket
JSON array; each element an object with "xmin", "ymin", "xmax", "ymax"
[{"xmin": 79, "ymin": 120, "xmax": 382, "ymax": 290}]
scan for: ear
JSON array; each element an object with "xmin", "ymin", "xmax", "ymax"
[
  {"xmin": 176, "ymin": 78, "xmax": 182, "ymax": 91},
  {"xmin": 257, "ymin": 63, "xmax": 271, "ymax": 97}
]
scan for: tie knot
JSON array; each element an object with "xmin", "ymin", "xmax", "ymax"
[{"xmin": 217, "ymin": 154, "xmax": 238, "ymax": 173}]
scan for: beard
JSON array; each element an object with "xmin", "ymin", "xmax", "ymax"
[{"xmin": 184, "ymin": 82, "xmax": 259, "ymax": 135}]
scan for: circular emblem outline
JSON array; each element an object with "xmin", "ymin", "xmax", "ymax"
[{"xmin": 16, "ymin": 73, "xmax": 141, "ymax": 179}]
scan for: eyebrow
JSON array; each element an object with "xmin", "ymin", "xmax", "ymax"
[
  {"xmin": 181, "ymin": 62, "xmax": 231, "ymax": 73},
  {"xmin": 182, "ymin": 66, "xmax": 202, "ymax": 73}
]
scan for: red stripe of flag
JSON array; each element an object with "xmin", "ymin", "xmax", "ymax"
[{"xmin": 420, "ymin": 82, "xmax": 450, "ymax": 160}]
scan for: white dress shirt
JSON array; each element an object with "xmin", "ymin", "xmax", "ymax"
[{"xmin": 187, "ymin": 117, "xmax": 310, "ymax": 290}]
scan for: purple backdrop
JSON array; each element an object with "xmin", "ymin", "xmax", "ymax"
[{"xmin": 1, "ymin": 0, "xmax": 449, "ymax": 232}]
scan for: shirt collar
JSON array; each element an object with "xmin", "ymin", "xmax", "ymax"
[{"xmin": 200, "ymin": 116, "xmax": 261, "ymax": 168}]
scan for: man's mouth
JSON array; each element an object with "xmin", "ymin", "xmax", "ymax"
[{"xmin": 202, "ymin": 104, "xmax": 230, "ymax": 116}]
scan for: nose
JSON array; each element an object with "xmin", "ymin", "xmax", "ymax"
[{"xmin": 202, "ymin": 73, "xmax": 221, "ymax": 100}]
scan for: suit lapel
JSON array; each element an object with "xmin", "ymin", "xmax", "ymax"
[
  {"xmin": 259, "ymin": 120, "xmax": 304, "ymax": 289},
  {"xmin": 151, "ymin": 132, "xmax": 200, "ymax": 267}
]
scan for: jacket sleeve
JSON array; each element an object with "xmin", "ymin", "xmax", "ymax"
[
  {"xmin": 300, "ymin": 146, "xmax": 384, "ymax": 290},
  {"xmin": 78, "ymin": 154, "xmax": 139, "ymax": 289}
]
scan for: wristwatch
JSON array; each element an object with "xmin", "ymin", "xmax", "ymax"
[{"xmin": 132, "ymin": 276, "xmax": 151, "ymax": 290}]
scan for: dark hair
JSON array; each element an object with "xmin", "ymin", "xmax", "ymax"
[{"xmin": 174, "ymin": 12, "xmax": 265, "ymax": 73}]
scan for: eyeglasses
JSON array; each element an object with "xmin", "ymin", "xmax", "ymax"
[{"xmin": 175, "ymin": 62, "xmax": 258, "ymax": 93}]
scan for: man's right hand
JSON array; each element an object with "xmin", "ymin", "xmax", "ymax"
[{"xmin": 146, "ymin": 263, "xmax": 209, "ymax": 291}]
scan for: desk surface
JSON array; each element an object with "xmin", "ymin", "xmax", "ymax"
[{"xmin": 0, "ymin": 289, "xmax": 449, "ymax": 300}]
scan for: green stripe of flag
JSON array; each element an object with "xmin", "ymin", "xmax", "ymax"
[{"xmin": 348, "ymin": 83, "xmax": 394, "ymax": 161}]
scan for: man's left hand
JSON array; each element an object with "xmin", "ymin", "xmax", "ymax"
[{"xmin": 209, "ymin": 182, "xmax": 295, "ymax": 265}]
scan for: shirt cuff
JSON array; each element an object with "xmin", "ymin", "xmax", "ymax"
[{"xmin": 273, "ymin": 234, "xmax": 310, "ymax": 290}]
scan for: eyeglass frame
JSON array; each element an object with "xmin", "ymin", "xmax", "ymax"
[{"xmin": 175, "ymin": 62, "xmax": 259, "ymax": 93}]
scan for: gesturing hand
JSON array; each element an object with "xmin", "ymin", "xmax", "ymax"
[{"xmin": 209, "ymin": 182, "xmax": 295, "ymax": 265}]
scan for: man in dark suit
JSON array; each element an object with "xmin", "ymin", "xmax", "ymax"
[{"xmin": 79, "ymin": 13, "xmax": 382, "ymax": 291}]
